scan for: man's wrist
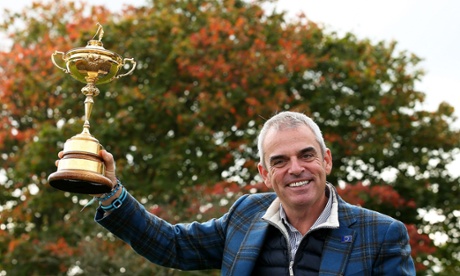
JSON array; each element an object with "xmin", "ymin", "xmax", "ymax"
[
  {"xmin": 101, "ymin": 187, "xmax": 123, "ymax": 206},
  {"xmin": 100, "ymin": 186, "xmax": 127, "ymax": 212},
  {"xmin": 80, "ymin": 180, "xmax": 123, "ymax": 212}
]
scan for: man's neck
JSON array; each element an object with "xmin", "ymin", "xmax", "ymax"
[
  {"xmin": 284, "ymin": 196, "xmax": 328, "ymax": 236},
  {"xmin": 282, "ymin": 195, "xmax": 328, "ymax": 235}
]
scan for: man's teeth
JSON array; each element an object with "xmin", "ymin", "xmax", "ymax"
[{"xmin": 288, "ymin": 180, "xmax": 311, "ymax": 187}]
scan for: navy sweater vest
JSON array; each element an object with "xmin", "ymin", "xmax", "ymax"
[{"xmin": 252, "ymin": 225, "xmax": 330, "ymax": 275}]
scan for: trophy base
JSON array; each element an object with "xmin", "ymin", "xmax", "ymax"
[
  {"xmin": 48, "ymin": 170, "xmax": 112, "ymax": 194},
  {"xmin": 48, "ymin": 131, "xmax": 113, "ymax": 194}
]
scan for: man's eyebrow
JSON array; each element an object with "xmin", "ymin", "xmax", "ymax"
[
  {"xmin": 268, "ymin": 147, "xmax": 318, "ymax": 164},
  {"xmin": 299, "ymin": 147, "xmax": 317, "ymax": 155},
  {"xmin": 269, "ymin": 154, "xmax": 287, "ymax": 164}
]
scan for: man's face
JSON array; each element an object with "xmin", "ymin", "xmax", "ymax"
[{"xmin": 258, "ymin": 125, "xmax": 332, "ymax": 211}]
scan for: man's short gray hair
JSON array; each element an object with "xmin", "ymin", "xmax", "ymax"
[{"xmin": 257, "ymin": 111, "xmax": 327, "ymax": 169}]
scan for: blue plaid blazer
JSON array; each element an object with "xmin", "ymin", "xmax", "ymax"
[{"xmin": 96, "ymin": 190, "xmax": 415, "ymax": 275}]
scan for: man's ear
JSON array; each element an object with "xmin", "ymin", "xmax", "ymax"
[
  {"xmin": 324, "ymin": 148, "xmax": 333, "ymax": 175},
  {"xmin": 258, "ymin": 163, "xmax": 272, "ymax": 189}
]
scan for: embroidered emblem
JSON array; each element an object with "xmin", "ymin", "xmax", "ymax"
[{"xmin": 341, "ymin": 235, "xmax": 353, "ymax": 243}]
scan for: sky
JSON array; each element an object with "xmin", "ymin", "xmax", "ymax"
[{"xmin": 1, "ymin": 0, "xmax": 459, "ymax": 172}]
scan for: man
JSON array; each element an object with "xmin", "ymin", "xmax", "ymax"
[{"xmin": 84, "ymin": 111, "xmax": 415, "ymax": 275}]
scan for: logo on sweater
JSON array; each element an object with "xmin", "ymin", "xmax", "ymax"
[{"xmin": 341, "ymin": 235, "xmax": 353, "ymax": 243}]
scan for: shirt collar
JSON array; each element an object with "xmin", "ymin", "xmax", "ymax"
[{"xmin": 263, "ymin": 182, "xmax": 340, "ymax": 231}]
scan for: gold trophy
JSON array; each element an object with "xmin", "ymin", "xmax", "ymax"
[{"xmin": 48, "ymin": 23, "xmax": 136, "ymax": 194}]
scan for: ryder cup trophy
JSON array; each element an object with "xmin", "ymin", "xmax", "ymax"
[{"xmin": 48, "ymin": 23, "xmax": 136, "ymax": 194}]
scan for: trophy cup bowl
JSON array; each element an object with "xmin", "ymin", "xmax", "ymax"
[{"xmin": 48, "ymin": 24, "xmax": 136, "ymax": 194}]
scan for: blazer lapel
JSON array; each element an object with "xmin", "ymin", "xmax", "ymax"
[{"xmin": 320, "ymin": 197, "xmax": 357, "ymax": 275}]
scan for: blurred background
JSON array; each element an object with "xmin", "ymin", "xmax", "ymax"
[{"xmin": 1, "ymin": 0, "xmax": 459, "ymax": 275}]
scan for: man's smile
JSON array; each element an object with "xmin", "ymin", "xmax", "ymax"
[{"xmin": 287, "ymin": 180, "xmax": 312, "ymax": 187}]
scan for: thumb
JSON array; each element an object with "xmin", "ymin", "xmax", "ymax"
[{"xmin": 100, "ymin": 149, "xmax": 117, "ymax": 185}]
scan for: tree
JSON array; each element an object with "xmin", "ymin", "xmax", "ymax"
[{"xmin": 1, "ymin": 0, "xmax": 459, "ymax": 275}]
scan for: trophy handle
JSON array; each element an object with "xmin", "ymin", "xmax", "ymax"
[
  {"xmin": 51, "ymin": 51, "xmax": 69, "ymax": 73},
  {"xmin": 116, "ymin": 58, "xmax": 137, "ymax": 79}
]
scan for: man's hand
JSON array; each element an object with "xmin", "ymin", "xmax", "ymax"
[{"xmin": 99, "ymin": 149, "xmax": 117, "ymax": 187}]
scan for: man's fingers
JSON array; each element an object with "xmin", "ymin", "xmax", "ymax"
[
  {"xmin": 100, "ymin": 150, "xmax": 115, "ymax": 171},
  {"xmin": 55, "ymin": 151, "xmax": 64, "ymax": 167}
]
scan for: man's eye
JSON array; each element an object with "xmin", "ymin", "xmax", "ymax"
[
  {"xmin": 271, "ymin": 159, "xmax": 286, "ymax": 168},
  {"xmin": 302, "ymin": 153, "xmax": 315, "ymax": 161}
]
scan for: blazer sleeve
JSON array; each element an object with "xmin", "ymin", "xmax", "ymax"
[
  {"xmin": 373, "ymin": 219, "xmax": 415, "ymax": 275},
  {"xmin": 94, "ymin": 192, "xmax": 227, "ymax": 270}
]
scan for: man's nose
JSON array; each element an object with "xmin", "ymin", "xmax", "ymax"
[{"xmin": 288, "ymin": 158, "xmax": 304, "ymax": 175}]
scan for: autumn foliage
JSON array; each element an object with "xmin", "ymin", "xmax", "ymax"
[{"xmin": 1, "ymin": 0, "xmax": 459, "ymax": 275}]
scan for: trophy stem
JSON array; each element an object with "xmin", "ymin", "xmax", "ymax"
[
  {"xmin": 81, "ymin": 82, "xmax": 100, "ymax": 134},
  {"xmin": 83, "ymin": 95, "xmax": 93, "ymax": 134}
]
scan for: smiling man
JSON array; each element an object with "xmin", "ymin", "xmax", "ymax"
[{"xmin": 85, "ymin": 111, "xmax": 415, "ymax": 275}]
